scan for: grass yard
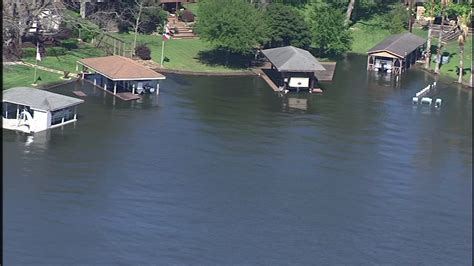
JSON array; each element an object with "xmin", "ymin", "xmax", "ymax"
[
  {"xmin": 112, "ymin": 33, "xmax": 249, "ymax": 72},
  {"xmin": 183, "ymin": 2, "xmax": 199, "ymax": 15},
  {"xmin": 412, "ymin": 28, "xmax": 472, "ymax": 83},
  {"xmin": 23, "ymin": 44, "xmax": 107, "ymax": 74},
  {"xmin": 350, "ymin": 24, "xmax": 393, "ymax": 54},
  {"xmin": 350, "ymin": 22, "xmax": 472, "ymax": 83},
  {"xmin": 3, "ymin": 65, "xmax": 65, "ymax": 90}
]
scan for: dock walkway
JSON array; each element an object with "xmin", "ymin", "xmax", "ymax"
[
  {"xmin": 253, "ymin": 68, "xmax": 280, "ymax": 92},
  {"xmin": 317, "ymin": 62, "xmax": 337, "ymax": 82}
]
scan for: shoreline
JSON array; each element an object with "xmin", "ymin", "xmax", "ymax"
[{"xmin": 151, "ymin": 67, "xmax": 257, "ymax": 77}]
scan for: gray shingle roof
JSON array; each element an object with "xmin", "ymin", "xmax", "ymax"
[
  {"xmin": 3, "ymin": 87, "xmax": 84, "ymax": 111},
  {"xmin": 367, "ymin": 32, "xmax": 426, "ymax": 58},
  {"xmin": 261, "ymin": 46, "xmax": 326, "ymax": 72}
]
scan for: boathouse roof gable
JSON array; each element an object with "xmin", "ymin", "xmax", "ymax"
[
  {"xmin": 261, "ymin": 46, "xmax": 326, "ymax": 72},
  {"xmin": 367, "ymin": 33, "xmax": 426, "ymax": 58},
  {"xmin": 78, "ymin": 55, "xmax": 166, "ymax": 81},
  {"xmin": 3, "ymin": 87, "xmax": 84, "ymax": 111}
]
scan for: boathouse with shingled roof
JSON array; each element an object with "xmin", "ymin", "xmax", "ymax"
[
  {"xmin": 367, "ymin": 32, "xmax": 426, "ymax": 75},
  {"xmin": 261, "ymin": 46, "xmax": 326, "ymax": 92},
  {"xmin": 77, "ymin": 55, "xmax": 166, "ymax": 100}
]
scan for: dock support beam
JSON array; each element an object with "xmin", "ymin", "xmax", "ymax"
[
  {"xmin": 156, "ymin": 83, "xmax": 160, "ymax": 95},
  {"xmin": 114, "ymin": 82, "xmax": 117, "ymax": 95}
]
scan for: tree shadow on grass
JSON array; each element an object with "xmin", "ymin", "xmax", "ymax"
[
  {"xmin": 450, "ymin": 67, "xmax": 471, "ymax": 75},
  {"xmin": 196, "ymin": 48, "xmax": 264, "ymax": 70}
]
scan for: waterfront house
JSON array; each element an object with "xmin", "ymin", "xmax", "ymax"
[
  {"xmin": 77, "ymin": 55, "xmax": 166, "ymax": 101},
  {"xmin": 260, "ymin": 46, "xmax": 327, "ymax": 92},
  {"xmin": 2, "ymin": 87, "xmax": 84, "ymax": 133},
  {"xmin": 367, "ymin": 32, "xmax": 426, "ymax": 75}
]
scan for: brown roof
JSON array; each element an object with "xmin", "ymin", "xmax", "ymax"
[{"xmin": 78, "ymin": 56, "xmax": 166, "ymax": 81}]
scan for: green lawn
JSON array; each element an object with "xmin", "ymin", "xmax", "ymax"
[
  {"xmin": 350, "ymin": 22, "xmax": 472, "ymax": 83},
  {"xmin": 3, "ymin": 65, "xmax": 65, "ymax": 90},
  {"xmin": 412, "ymin": 28, "xmax": 472, "ymax": 83},
  {"xmin": 23, "ymin": 44, "xmax": 107, "ymax": 74},
  {"xmin": 112, "ymin": 33, "xmax": 249, "ymax": 72},
  {"xmin": 183, "ymin": 2, "xmax": 199, "ymax": 14},
  {"xmin": 350, "ymin": 24, "xmax": 392, "ymax": 54}
]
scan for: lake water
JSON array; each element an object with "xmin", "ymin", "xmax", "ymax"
[{"xmin": 3, "ymin": 55, "xmax": 472, "ymax": 265}]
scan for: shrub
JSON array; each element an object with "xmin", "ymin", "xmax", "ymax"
[
  {"xmin": 139, "ymin": 7, "xmax": 168, "ymax": 34},
  {"xmin": 72, "ymin": 26, "xmax": 99, "ymax": 42},
  {"xmin": 61, "ymin": 39, "xmax": 79, "ymax": 50},
  {"xmin": 135, "ymin": 44, "xmax": 151, "ymax": 60},
  {"xmin": 47, "ymin": 47, "xmax": 67, "ymax": 56},
  {"xmin": 180, "ymin": 10, "xmax": 195, "ymax": 22},
  {"xmin": 118, "ymin": 21, "xmax": 132, "ymax": 33},
  {"xmin": 53, "ymin": 27, "xmax": 74, "ymax": 40}
]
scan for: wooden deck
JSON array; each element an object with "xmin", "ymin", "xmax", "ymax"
[
  {"xmin": 316, "ymin": 62, "xmax": 337, "ymax": 82},
  {"xmin": 82, "ymin": 79, "xmax": 142, "ymax": 101},
  {"xmin": 253, "ymin": 68, "xmax": 281, "ymax": 92},
  {"xmin": 72, "ymin": 91, "xmax": 87, "ymax": 97},
  {"xmin": 116, "ymin": 92, "xmax": 141, "ymax": 101}
]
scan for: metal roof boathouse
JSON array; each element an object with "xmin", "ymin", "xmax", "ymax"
[
  {"xmin": 77, "ymin": 55, "xmax": 166, "ymax": 101},
  {"xmin": 259, "ymin": 46, "xmax": 336, "ymax": 93},
  {"xmin": 367, "ymin": 32, "xmax": 426, "ymax": 75},
  {"xmin": 2, "ymin": 87, "xmax": 84, "ymax": 133}
]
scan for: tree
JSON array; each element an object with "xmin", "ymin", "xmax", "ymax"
[
  {"xmin": 3, "ymin": 0, "xmax": 54, "ymax": 46},
  {"xmin": 456, "ymin": 7, "xmax": 471, "ymax": 83},
  {"xmin": 263, "ymin": 4, "xmax": 312, "ymax": 49},
  {"xmin": 309, "ymin": 5, "xmax": 352, "ymax": 57},
  {"xmin": 434, "ymin": 0, "xmax": 451, "ymax": 74},
  {"xmin": 345, "ymin": 0, "xmax": 356, "ymax": 25},
  {"xmin": 424, "ymin": 0, "xmax": 439, "ymax": 69},
  {"xmin": 139, "ymin": 7, "xmax": 167, "ymax": 34},
  {"xmin": 387, "ymin": 3, "xmax": 410, "ymax": 34},
  {"xmin": 196, "ymin": 0, "xmax": 267, "ymax": 57}
]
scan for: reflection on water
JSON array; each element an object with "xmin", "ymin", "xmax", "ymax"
[{"xmin": 3, "ymin": 55, "xmax": 472, "ymax": 265}]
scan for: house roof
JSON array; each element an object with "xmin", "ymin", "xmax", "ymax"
[
  {"xmin": 3, "ymin": 87, "xmax": 84, "ymax": 112},
  {"xmin": 367, "ymin": 32, "xmax": 426, "ymax": 58},
  {"xmin": 78, "ymin": 55, "xmax": 166, "ymax": 81},
  {"xmin": 261, "ymin": 46, "xmax": 326, "ymax": 72}
]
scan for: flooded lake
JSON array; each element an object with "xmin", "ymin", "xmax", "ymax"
[{"xmin": 3, "ymin": 55, "xmax": 472, "ymax": 264}]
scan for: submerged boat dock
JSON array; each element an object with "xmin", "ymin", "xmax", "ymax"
[
  {"xmin": 77, "ymin": 56, "xmax": 166, "ymax": 101},
  {"xmin": 256, "ymin": 46, "xmax": 337, "ymax": 93}
]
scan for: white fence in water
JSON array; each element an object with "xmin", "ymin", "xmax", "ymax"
[{"xmin": 412, "ymin": 81, "xmax": 442, "ymax": 108}]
